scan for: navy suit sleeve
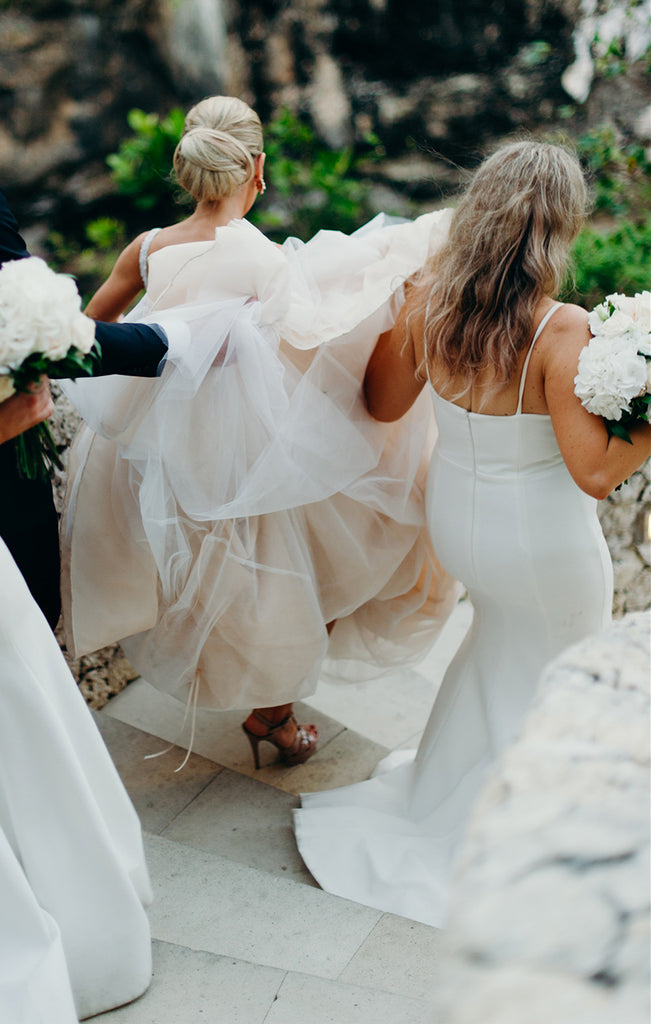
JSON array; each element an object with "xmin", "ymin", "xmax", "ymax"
[
  {"xmin": 87, "ymin": 320, "xmax": 168, "ymax": 378},
  {"xmin": 46, "ymin": 320, "xmax": 168, "ymax": 379}
]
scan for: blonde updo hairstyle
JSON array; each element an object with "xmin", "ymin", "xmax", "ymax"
[
  {"xmin": 173, "ymin": 96, "xmax": 264, "ymax": 202},
  {"xmin": 417, "ymin": 140, "xmax": 589, "ymax": 392}
]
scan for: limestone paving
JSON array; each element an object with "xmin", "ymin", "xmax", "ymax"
[{"xmin": 89, "ymin": 602, "xmax": 472, "ymax": 1023}]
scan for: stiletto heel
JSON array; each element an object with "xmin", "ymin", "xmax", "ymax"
[
  {"xmin": 242, "ymin": 727, "xmax": 263, "ymax": 770},
  {"xmin": 242, "ymin": 711, "xmax": 318, "ymax": 769}
]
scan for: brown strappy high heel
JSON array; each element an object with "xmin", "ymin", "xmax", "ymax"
[{"xmin": 242, "ymin": 710, "xmax": 319, "ymax": 769}]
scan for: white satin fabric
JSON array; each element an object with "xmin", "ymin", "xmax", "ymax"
[
  {"xmin": 61, "ymin": 212, "xmax": 459, "ymax": 710},
  {"xmin": 294, "ymin": 339, "xmax": 613, "ymax": 928},
  {"xmin": 0, "ymin": 540, "xmax": 152, "ymax": 1021}
]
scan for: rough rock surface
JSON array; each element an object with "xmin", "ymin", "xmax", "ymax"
[
  {"xmin": 435, "ymin": 611, "xmax": 651, "ymax": 1024},
  {"xmin": 4, "ymin": 0, "xmax": 645, "ymax": 230},
  {"xmin": 597, "ymin": 462, "xmax": 651, "ymax": 617}
]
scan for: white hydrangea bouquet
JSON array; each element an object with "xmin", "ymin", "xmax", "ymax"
[
  {"xmin": 574, "ymin": 291, "xmax": 651, "ymax": 443},
  {"xmin": 0, "ymin": 256, "xmax": 96, "ymax": 479}
]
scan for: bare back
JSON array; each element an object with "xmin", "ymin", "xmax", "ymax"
[
  {"xmin": 85, "ymin": 196, "xmax": 259, "ymax": 322},
  {"xmin": 424, "ymin": 298, "xmax": 562, "ymax": 417}
]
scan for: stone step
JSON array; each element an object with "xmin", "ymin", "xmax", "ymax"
[
  {"xmin": 98, "ymin": 938, "xmax": 435, "ymax": 1024},
  {"xmin": 99, "ymin": 599, "xmax": 474, "ymax": 799},
  {"xmin": 143, "ymin": 831, "xmax": 382, "ymax": 978},
  {"xmin": 100, "ymin": 679, "xmax": 391, "ymax": 798},
  {"xmin": 93, "ymin": 712, "xmax": 444, "ymax": 1023},
  {"xmin": 93, "ymin": 708, "xmax": 387, "ymax": 883},
  {"xmin": 90, "ymin": 610, "xmax": 475, "ymax": 1024}
]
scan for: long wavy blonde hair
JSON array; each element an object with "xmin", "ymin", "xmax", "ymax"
[{"xmin": 416, "ymin": 141, "xmax": 588, "ymax": 391}]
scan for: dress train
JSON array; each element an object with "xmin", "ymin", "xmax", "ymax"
[{"xmin": 294, "ymin": 309, "xmax": 613, "ymax": 927}]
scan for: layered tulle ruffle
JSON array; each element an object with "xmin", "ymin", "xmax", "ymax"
[{"xmin": 62, "ymin": 212, "xmax": 459, "ymax": 709}]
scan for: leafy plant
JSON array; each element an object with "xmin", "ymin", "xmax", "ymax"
[
  {"xmin": 569, "ymin": 216, "xmax": 651, "ymax": 309},
  {"xmin": 84, "ymin": 217, "xmax": 127, "ymax": 251},
  {"xmin": 576, "ymin": 125, "xmax": 651, "ymax": 217},
  {"xmin": 106, "ymin": 107, "xmax": 186, "ymax": 213},
  {"xmin": 249, "ymin": 107, "xmax": 384, "ymax": 241},
  {"xmin": 565, "ymin": 124, "xmax": 651, "ymax": 306},
  {"xmin": 47, "ymin": 219, "xmax": 128, "ymax": 305}
]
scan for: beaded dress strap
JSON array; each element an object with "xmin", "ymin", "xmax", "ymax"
[
  {"xmin": 138, "ymin": 227, "xmax": 162, "ymax": 288},
  {"xmin": 516, "ymin": 303, "xmax": 563, "ymax": 414},
  {"xmin": 422, "ymin": 298, "xmax": 434, "ymax": 387}
]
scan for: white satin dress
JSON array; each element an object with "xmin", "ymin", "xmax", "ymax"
[
  {"xmin": 0, "ymin": 540, "xmax": 152, "ymax": 1021},
  {"xmin": 294, "ymin": 305, "xmax": 614, "ymax": 927},
  {"xmin": 61, "ymin": 213, "xmax": 459, "ymax": 712}
]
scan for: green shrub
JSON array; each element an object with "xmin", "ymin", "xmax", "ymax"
[
  {"xmin": 249, "ymin": 107, "xmax": 383, "ymax": 241},
  {"xmin": 47, "ymin": 219, "xmax": 128, "ymax": 305},
  {"xmin": 576, "ymin": 125, "xmax": 651, "ymax": 217},
  {"xmin": 569, "ymin": 215, "xmax": 651, "ymax": 309},
  {"xmin": 568, "ymin": 124, "xmax": 651, "ymax": 306},
  {"xmin": 106, "ymin": 107, "xmax": 187, "ymax": 214}
]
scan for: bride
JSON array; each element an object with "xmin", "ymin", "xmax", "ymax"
[
  {"xmin": 61, "ymin": 96, "xmax": 457, "ymax": 766},
  {"xmin": 294, "ymin": 141, "xmax": 651, "ymax": 927}
]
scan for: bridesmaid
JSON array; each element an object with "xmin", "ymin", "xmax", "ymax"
[
  {"xmin": 295, "ymin": 141, "xmax": 651, "ymax": 927},
  {"xmin": 0, "ymin": 399, "xmax": 152, "ymax": 1020}
]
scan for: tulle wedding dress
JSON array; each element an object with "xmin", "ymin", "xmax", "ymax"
[
  {"xmin": 0, "ymin": 540, "xmax": 152, "ymax": 1022},
  {"xmin": 61, "ymin": 212, "xmax": 459, "ymax": 711},
  {"xmin": 294, "ymin": 305, "xmax": 614, "ymax": 928}
]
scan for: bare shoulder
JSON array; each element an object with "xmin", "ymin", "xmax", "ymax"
[
  {"xmin": 401, "ymin": 282, "xmax": 428, "ymax": 335},
  {"xmin": 547, "ymin": 302, "xmax": 589, "ymax": 333},
  {"xmin": 113, "ymin": 231, "xmax": 150, "ymax": 268},
  {"xmin": 84, "ymin": 231, "xmax": 151, "ymax": 318},
  {"xmin": 540, "ymin": 302, "xmax": 591, "ymax": 368}
]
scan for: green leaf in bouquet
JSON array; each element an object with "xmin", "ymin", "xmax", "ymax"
[
  {"xmin": 606, "ymin": 420, "xmax": 633, "ymax": 444},
  {"xmin": 630, "ymin": 394, "xmax": 651, "ymax": 423},
  {"xmin": 43, "ymin": 344, "xmax": 99, "ymax": 379},
  {"xmin": 14, "ymin": 421, "xmax": 64, "ymax": 481}
]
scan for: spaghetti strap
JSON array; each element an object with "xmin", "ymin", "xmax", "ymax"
[
  {"xmin": 516, "ymin": 302, "xmax": 563, "ymax": 414},
  {"xmin": 138, "ymin": 227, "xmax": 162, "ymax": 289}
]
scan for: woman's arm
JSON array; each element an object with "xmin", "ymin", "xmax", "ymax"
[
  {"xmin": 84, "ymin": 233, "xmax": 147, "ymax": 322},
  {"xmin": 364, "ymin": 297, "xmax": 426, "ymax": 421},
  {"xmin": 543, "ymin": 304, "xmax": 651, "ymax": 499}
]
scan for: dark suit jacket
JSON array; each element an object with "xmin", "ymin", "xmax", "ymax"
[{"xmin": 0, "ymin": 189, "xmax": 168, "ymax": 627}]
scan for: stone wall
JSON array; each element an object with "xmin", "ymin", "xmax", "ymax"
[
  {"xmin": 598, "ymin": 465, "xmax": 651, "ymax": 617},
  {"xmin": 435, "ymin": 610, "xmax": 650, "ymax": 1024}
]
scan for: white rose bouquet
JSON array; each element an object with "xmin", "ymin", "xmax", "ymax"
[
  {"xmin": 0, "ymin": 256, "xmax": 97, "ymax": 479},
  {"xmin": 574, "ymin": 291, "xmax": 651, "ymax": 443}
]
